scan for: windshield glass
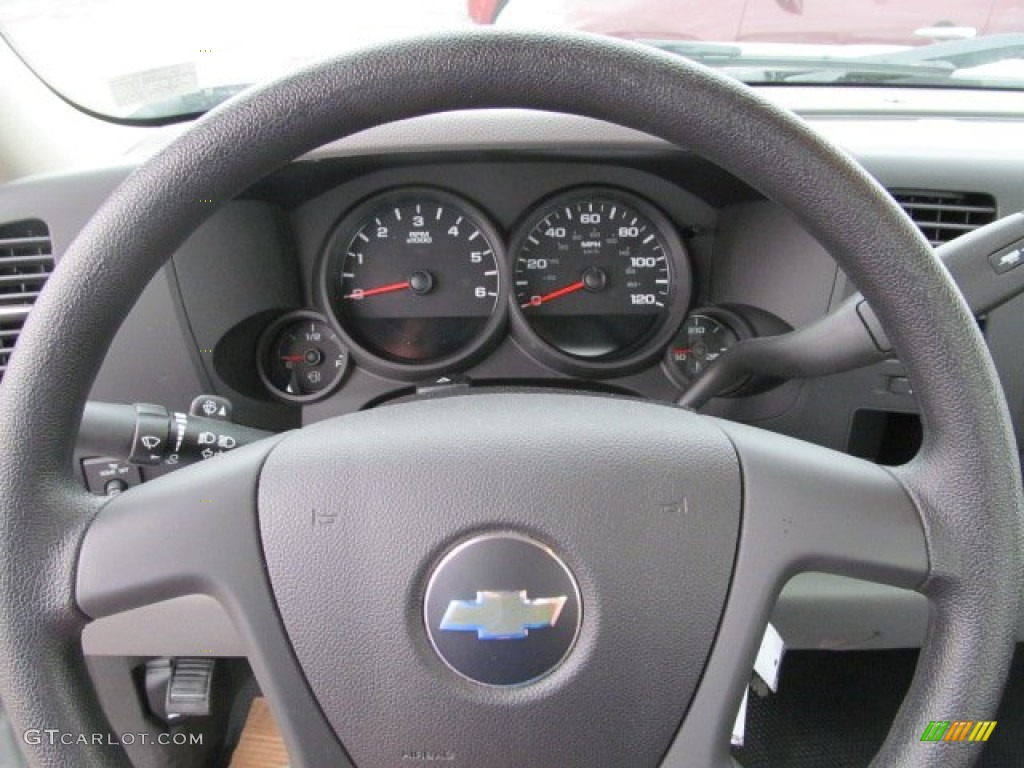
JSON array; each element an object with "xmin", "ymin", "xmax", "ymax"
[{"xmin": 2, "ymin": 0, "xmax": 1024, "ymax": 122}]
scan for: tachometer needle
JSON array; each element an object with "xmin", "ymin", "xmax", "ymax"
[
  {"xmin": 344, "ymin": 280, "xmax": 410, "ymax": 300},
  {"xmin": 280, "ymin": 355, "xmax": 306, "ymax": 363},
  {"xmin": 522, "ymin": 280, "xmax": 585, "ymax": 308}
]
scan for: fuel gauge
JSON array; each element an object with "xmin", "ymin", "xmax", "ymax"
[{"xmin": 258, "ymin": 312, "xmax": 349, "ymax": 402}]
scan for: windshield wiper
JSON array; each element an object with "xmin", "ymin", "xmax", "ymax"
[
  {"xmin": 639, "ymin": 41, "xmax": 745, "ymax": 64},
  {"xmin": 641, "ymin": 40, "xmax": 954, "ymax": 84},
  {"xmin": 642, "ymin": 34, "xmax": 1024, "ymax": 86},
  {"xmin": 782, "ymin": 33, "xmax": 1024, "ymax": 84},
  {"xmin": 769, "ymin": 59, "xmax": 955, "ymax": 84},
  {"xmin": 860, "ymin": 33, "xmax": 1024, "ymax": 70}
]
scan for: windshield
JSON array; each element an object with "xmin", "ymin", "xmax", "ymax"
[{"xmin": 2, "ymin": 0, "xmax": 1024, "ymax": 122}]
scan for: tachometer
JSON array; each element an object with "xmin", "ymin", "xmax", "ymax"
[
  {"xmin": 510, "ymin": 188, "xmax": 690, "ymax": 376},
  {"xmin": 320, "ymin": 189, "xmax": 506, "ymax": 379}
]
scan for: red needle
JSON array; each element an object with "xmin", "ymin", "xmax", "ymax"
[
  {"xmin": 522, "ymin": 280, "xmax": 586, "ymax": 308},
  {"xmin": 280, "ymin": 355, "xmax": 305, "ymax": 363},
  {"xmin": 344, "ymin": 280, "xmax": 410, "ymax": 300}
]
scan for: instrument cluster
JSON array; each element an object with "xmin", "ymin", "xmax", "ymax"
[{"xmin": 258, "ymin": 184, "xmax": 762, "ymax": 403}]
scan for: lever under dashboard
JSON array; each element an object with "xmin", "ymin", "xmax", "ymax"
[
  {"xmin": 79, "ymin": 399, "xmax": 273, "ymax": 470},
  {"xmin": 679, "ymin": 211, "xmax": 1024, "ymax": 409}
]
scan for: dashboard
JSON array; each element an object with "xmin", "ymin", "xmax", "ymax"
[{"xmin": 2, "ymin": 97, "xmax": 1024, "ymax": 651}]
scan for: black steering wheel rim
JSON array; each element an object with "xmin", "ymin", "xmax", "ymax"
[{"xmin": 0, "ymin": 30, "xmax": 1020, "ymax": 768}]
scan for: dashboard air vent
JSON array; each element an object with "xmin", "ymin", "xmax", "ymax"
[
  {"xmin": 889, "ymin": 189, "xmax": 997, "ymax": 246},
  {"xmin": 0, "ymin": 219, "xmax": 53, "ymax": 381}
]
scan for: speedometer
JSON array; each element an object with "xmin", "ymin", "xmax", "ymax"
[
  {"xmin": 510, "ymin": 188, "xmax": 690, "ymax": 376},
  {"xmin": 320, "ymin": 189, "xmax": 506, "ymax": 380}
]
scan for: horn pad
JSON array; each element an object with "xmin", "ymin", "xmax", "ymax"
[
  {"xmin": 258, "ymin": 393, "xmax": 741, "ymax": 767},
  {"xmin": 424, "ymin": 533, "xmax": 582, "ymax": 687}
]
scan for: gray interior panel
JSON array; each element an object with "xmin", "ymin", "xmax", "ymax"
[{"xmin": 81, "ymin": 596, "xmax": 246, "ymax": 657}]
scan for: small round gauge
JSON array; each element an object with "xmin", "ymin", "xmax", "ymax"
[
  {"xmin": 510, "ymin": 188, "xmax": 690, "ymax": 377},
  {"xmin": 669, "ymin": 313, "xmax": 738, "ymax": 378},
  {"xmin": 665, "ymin": 305, "xmax": 791, "ymax": 395},
  {"xmin": 665, "ymin": 309, "xmax": 746, "ymax": 392},
  {"xmin": 320, "ymin": 189, "xmax": 506, "ymax": 379},
  {"xmin": 258, "ymin": 312, "xmax": 349, "ymax": 402}
]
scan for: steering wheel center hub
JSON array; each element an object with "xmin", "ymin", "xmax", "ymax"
[{"xmin": 424, "ymin": 533, "xmax": 582, "ymax": 686}]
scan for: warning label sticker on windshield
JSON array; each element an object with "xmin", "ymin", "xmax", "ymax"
[{"xmin": 109, "ymin": 63, "xmax": 197, "ymax": 109}]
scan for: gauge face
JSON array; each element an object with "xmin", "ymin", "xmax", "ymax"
[
  {"xmin": 511, "ymin": 190, "xmax": 689, "ymax": 373},
  {"xmin": 322, "ymin": 190, "xmax": 504, "ymax": 373},
  {"xmin": 259, "ymin": 313, "xmax": 349, "ymax": 402},
  {"xmin": 666, "ymin": 313, "xmax": 739, "ymax": 386}
]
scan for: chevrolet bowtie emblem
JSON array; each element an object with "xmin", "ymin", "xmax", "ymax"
[{"xmin": 439, "ymin": 590, "xmax": 567, "ymax": 640}]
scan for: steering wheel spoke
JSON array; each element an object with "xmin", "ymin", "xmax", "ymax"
[
  {"xmin": 720, "ymin": 420, "xmax": 929, "ymax": 588},
  {"xmin": 664, "ymin": 421, "xmax": 929, "ymax": 766},
  {"xmin": 75, "ymin": 436, "xmax": 353, "ymax": 767},
  {"xmin": 76, "ymin": 438, "xmax": 280, "ymax": 620}
]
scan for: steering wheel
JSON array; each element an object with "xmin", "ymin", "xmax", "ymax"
[{"xmin": 0, "ymin": 31, "xmax": 1020, "ymax": 768}]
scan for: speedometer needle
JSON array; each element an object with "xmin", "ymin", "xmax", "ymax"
[
  {"xmin": 344, "ymin": 280, "xmax": 410, "ymax": 300},
  {"xmin": 522, "ymin": 280, "xmax": 585, "ymax": 308}
]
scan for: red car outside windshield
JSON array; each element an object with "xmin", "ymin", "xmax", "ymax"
[{"xmin": 471, "ymin": 0, "xmax": 1024, "ymax": 46}]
